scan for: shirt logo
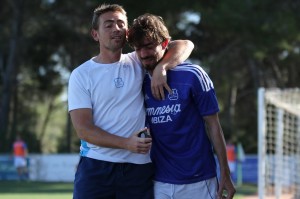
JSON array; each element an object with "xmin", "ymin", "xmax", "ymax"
[
  {"xmin": 114, "ymin": 77, "xmax": 124, "ymax": 88},
  {"xmin": 146, "ymin": 104, "xmax": 181, "ymax": 124},
  {"xmin": 168, "ymin": 89, "xmax": 178, "ymax": 100}
]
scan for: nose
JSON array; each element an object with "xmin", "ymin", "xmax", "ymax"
[
  {"xmin": 113, "ymin": 25, "xmax": 119, "ymax": 32},
  {"xmin": 113, "ymin": 23, "xmax": 122, "ymax": 32}
]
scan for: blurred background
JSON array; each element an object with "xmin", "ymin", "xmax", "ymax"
[
  {"xmin": 2, "ymin": 0, "xmax": 300, "ymax": 154},
  {"xmin": 0, "ymin": 0, "xmax": 300, "ymax": 197}
]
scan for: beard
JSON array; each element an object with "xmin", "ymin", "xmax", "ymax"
[
  {"xmin": 110, "ymin": 38, "xmax": 126, "ymax": 51},
  {"xmin": 103, "ymin": 34, "xmax": 126, "ymax": 52},
  {"xmin": 144, "ymin": 65, "xmax": 156, "ymax": 71},
  {"xmin": 141, "ymin": 58, "xmax": 157, "ymax": 71},
  {"xmin": 141, "ymin": 55, "xmax": 164, "ymax": 72}
]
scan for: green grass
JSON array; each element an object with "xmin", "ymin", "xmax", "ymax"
[
  {"xmin": 0, "ymin": 181, "xmax": 257, "ymax": 199},
  {"xmin": 0, "ymin": 181, "xmax": 73, "ymax": 199},
  {"xmin": 235, "ymin": 184, "xmax": 258, "ymax": 198}
]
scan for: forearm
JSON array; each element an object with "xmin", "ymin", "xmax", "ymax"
[
  {"xmin": 70, "ymin": 109, "xmax": 129, "ymax": 150},
  {"xmin": 74, "ymin": 123, "xmax": 151, "ymax": 154},
  {"xmin": 150, "ymin": 40, "xmax": 194, "ymax": 99},
  {"xmin": 204, "ymin": 115, "xmax": 230, "ymax": 173},
  {"xmin": 25, "ymin": 150, "xmax": 28, "ymax": 157},
  {"xmin": 210, "ymin": 125, "xmax": 230, "ymax": 174},
  {"xmin": 205, "ymin": 115, "xmax": 236, "ymax": 198},
  {"xmin": 157, "ymin": 40, "xmax": 194, "ymax": 70},
  {"xmin": 76, "ymin": 125, "xmax": 129, "ymax": 150}
]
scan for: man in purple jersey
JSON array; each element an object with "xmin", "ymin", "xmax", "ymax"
[{"xmin": 128, "ymin": 14, "xmax": 235, "ymax": 199}]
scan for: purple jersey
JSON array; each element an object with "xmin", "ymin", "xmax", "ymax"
[{"xmin": 143, "ymin": 63, "xmax": 219, "ymax": 184}]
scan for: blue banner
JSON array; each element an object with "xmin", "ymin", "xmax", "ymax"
[{"xmin": 0, "ymin": 156, "xmax": 19, "ymax": 180}]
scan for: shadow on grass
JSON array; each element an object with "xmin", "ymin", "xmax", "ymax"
[{"xmin": 0, "ymin": 181, "xmax": 73, "ymax": 194}]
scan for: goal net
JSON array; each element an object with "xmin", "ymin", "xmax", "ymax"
[{"xmin": 258, "ymin": 88, "xmax": 300, "ymax": 199}]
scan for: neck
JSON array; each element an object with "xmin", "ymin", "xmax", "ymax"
[{"xmin": 94, "ymin": 50, "xmax": 122, "ymax": 64}]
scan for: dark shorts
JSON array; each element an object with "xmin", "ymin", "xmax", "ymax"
[{"xmin": 73, "ymin": 157, "xmax": 154, "ymax": 199}]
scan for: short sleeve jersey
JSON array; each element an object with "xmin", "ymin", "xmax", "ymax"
[
  {"xmin": 143, "ymin": 62, "xmax": 219, "ymax": 184},
  {"xmin": 68, "ymin": 52, "xmax": 150, "ymax": 164},
  {"xmin": 13, "ymin": 141, "xmax": 27, "ymax": 157}
]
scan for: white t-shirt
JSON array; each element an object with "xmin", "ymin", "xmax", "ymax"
[{"xmin": 68, "ymin": 52, "xmax": 150, "ymax": 164}]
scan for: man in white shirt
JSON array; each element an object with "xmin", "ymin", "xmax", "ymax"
[{"xmin": 68, "ymin": 4, "xmax": 193, "ymax": 199}]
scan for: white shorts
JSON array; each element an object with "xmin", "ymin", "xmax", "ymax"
[
  {"xmin": 14, "ymin": 157, "xmax": 27, "ymax": 168},
  {"xmin": 154, "ymin": 177, "xmax": 218, "ymax": 199}
]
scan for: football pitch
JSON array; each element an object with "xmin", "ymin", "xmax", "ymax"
[
  {"xmin": 0, "ymin": 181, "xmax": 257, "ymax": 199},
  {"xmin": 0, "ymin": 181, "xmax": 73, "ymax": 199}
]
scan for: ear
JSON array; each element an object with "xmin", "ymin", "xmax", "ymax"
[
  {"xmin": 161, "ymin": 39, "xmax": 170, "ymax": 50},
  {"xmin": 91, "ymin": 29, "xmax": 99, "ymax": 41}
]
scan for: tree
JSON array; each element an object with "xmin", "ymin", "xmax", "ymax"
[
  {"xmin": 176, "ymin": 0, "xmax": 300, "ymax": 152},
  {"xmin": 0, "ymin": 0, "xmax": 24, "ymax": 151},
  {"xmin": 1, "ymin": 0, "xmax": 299, "ymax": 153}
]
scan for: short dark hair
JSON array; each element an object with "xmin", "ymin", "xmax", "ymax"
[
  {"xmin": 92, "ymin": 4, "xmax": 127, "ymax": 30},
  {"xmin": 127, "ymin": 13, "xmax": 170, "ymax": 48}
]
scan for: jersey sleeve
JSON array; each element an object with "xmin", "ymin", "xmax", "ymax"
[
  {"xmin": 191, "ymin": 66, "xmax": 220, "ymax": 116},
  {"xmin": 68, "ymin": 67, "xmax": 92, "ymax": 112}
]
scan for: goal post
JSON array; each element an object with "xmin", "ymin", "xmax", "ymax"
[{"xmin": 258, "ymin": 87, "xmax": 300, "ymax": 199}]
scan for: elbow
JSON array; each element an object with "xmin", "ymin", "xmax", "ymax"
[
  {"xmin": 186, "ymin": 40, "xmax": 194, "ymax": 53},
  {"xmin": 74, "ymin": 126, "xmax": 89, "ymax": 141},
  {"xmin": 76, "ymin": 130, "xmax": 85, "ymax": 140}
]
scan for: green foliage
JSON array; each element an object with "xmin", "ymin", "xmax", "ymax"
[
  {"xmin": 173, "ymin": 0, "xmax": 300, "ymax": 152},
  {"xmin": 1, "ymin": 0, "xmax": 299, "ymax": 153}
]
